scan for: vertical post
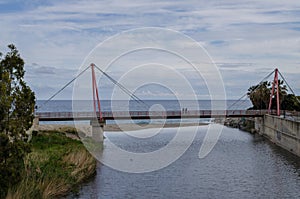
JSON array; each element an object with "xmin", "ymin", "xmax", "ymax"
[
  {"xmin": 275, "ymin": 69, "xmax": 280, "ymax": 116},
  {"xmin": 91, "ymin": 63, "xmax": 105, "ymax": 142},
  {"xmin": 91, "ymin": 63, "xmax": 103, "ymax": 121},
  {"xmin": 90, "ymin": 119, "xmax": 105, "ymax": 142},
  {"xmin": 268, "ymin": 68, "xmax": 280, "ymax": 116},
  {"xmin": 268, "ymin": 74, "xmax": 275, "ymax": 114}
]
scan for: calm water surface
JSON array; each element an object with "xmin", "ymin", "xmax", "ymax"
[{"xmin": 69, "ymin": 125, "xmax": 300, "ymax": 199}]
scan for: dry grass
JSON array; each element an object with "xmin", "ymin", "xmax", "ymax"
[
  {"xmin": 63, "ymin": 149, "xmax": 97, "ymax": 183},
  {"xmin": 42, "ymin": 179, "xmax": 71, "ymax": 199},
  {"xmin": 6, "ymin": 178, "xmax": 71, "ymax": 199},
  {"xmin": 6, "ymin": 131, "xmax": 98, "ymax": 199}
]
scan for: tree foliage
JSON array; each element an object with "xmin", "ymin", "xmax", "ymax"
[
  {"xmin": 0, "ymin": 134, "xmax": 30, "ymax": 198},
  {"xmin": 0, "ymin": 44, "xmax": 35, "ymax": 198},
  {"xmin": 247, "ymin": 80, "xmax": 300, "ymax": 111},
  {"xmin": 247, "ymin": 81, "xmax": 271, "ymax": 109},
  {"xmin": 281, "ymin": 94, "xmax": 300, "ymax": 111},
  {"xmin": 0, "ymin": 44, "xmax": 35, "ymax": 138}
]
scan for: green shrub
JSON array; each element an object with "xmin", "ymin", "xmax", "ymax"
[
  {"xmin": 0, "ymin": 134, "xmax": 30, "ymax": 199},
  {"xmin": 6, "ymin": 131, "xmax": 97, "ymax": 199}
]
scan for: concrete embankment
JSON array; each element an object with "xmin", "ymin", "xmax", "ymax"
[{"xmin": 255, "ymin": 115, "xmax": 300, "ymax": 157}]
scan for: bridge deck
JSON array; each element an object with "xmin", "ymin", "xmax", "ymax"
[{"xmin": 35, "ymin": 110, "xmax": 272, "ymax": 121}]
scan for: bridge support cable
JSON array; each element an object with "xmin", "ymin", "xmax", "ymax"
[
  {"xmin": 278, "ymin": 70, "xmax": 300, "ymax": 104},
  {"xmin": 38, "ymin": 65, "xmax": 91, "ymax": 110},
  {"xmin": 38, "ymin": 63, "xmax": 149, "ymax": 112},
  {"xmin": 227, "ymin": 93, "xmax": 249, "ymax": 110},
  {"xmin": 93, "ymin": 64, "xmax": 149, "ymax": 108},
  {"xmin": 227, "ymin": 69, "xmax": 275, "ymax": 111}
]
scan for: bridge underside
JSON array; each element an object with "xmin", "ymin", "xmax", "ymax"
[
  {"xmin": 37, "ymin": 110, "xmax": 267, "ymax": 121},
  {"xmin": 38, "ymin": 115, "xmax": 264, "ymax": 121}
]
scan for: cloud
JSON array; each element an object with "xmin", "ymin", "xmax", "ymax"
[
  {"xmin": 24, "ymin": 63, "xmax": 79, "ymax": 99},
  {"xmin": 0, "ymin": 0, "xmax": 299, "ymax": 99},
  {"xmin": 25, "ymin": 63, "xmax": 77, "ymax": 77}
]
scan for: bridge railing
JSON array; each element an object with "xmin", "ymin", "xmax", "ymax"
[
  {"xmin": 35, "ymin": 109, "xmax": 300, "ymax": 122},
  {"xmin": 35, "ymin": 109, "xmax": 274, "ymax": 120}
]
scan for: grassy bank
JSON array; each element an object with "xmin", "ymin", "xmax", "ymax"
[{"xmin": 6, "ymin": 130, "xmax": 97, "ymax": 199}]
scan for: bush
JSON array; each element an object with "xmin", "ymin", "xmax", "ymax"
[
  {"xmin": 6, "ymin": 131, "xmax": 97, "ymax": 199},
  {"xmin": 0, "ymin": 134, "xmax": 30, "ymax": 199}
]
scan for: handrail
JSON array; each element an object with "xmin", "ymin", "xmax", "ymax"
[{"xmin": 34, "ymin": 109, "xmax": 291, "ymax": 121}]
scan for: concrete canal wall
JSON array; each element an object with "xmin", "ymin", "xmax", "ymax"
[{"xmin": 255, "ymin": 115, "xmax": 300, "ymax": 157}]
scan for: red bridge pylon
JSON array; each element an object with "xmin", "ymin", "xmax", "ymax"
[
  {"xmin": 91, "ymin": 63, "xmax": 103, "ymax": 121},
  {"xmin": 268, "ymin": 68, "xmax": 280, "ymax": 116}
]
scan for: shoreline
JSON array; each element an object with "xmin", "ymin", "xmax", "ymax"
[
  {"xmin": 36, "ymin": 122, "xmax": 209, "ymax": 135},
  {"xmin": 23, "ymin": 122, "xmax": 208, "ymax": 198}
]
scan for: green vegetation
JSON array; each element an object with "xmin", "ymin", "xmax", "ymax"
[
  {"xmin": 0, "ymin": 45, "xmax": 35, "ymax": 198},
  {"xmin": 0, "ymin": 44, "xmax": 35, "ymax": 138},
  {"xmin": 6, "ymin": 131, "xmax": 97, "ymax": 199},
  {"xmin": 0, "ymin": 45, "xmax": 97, "ymax": 198},
  {"xmin": 247, "ymin": 80, "xmax": 300, "ymax": 111},
  {"xmin": 0, "ymin": 134, "xmax": 30, "ymax": 199}
]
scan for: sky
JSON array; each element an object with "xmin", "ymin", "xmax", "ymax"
[{"xmin": 0, "ymin": 0, "xmax": 300, "ymax": 100}]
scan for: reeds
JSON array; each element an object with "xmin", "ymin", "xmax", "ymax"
[{"xmin": 6, "ymin": 131, "xmax": 97, "ymax": 199}]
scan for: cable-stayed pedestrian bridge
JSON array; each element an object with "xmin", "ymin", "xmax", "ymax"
[
  {"xmin": 36, "ymin": 64, "xmax": 296, "ymax": 122},
  {"xmin": 34, "ymin": 64, "xmax": 300, "ymax": 141}
]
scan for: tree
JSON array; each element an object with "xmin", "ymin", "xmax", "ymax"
[
  {"xmin": 247, "ymin": 81, "xmax": 271, "ymax": 109},
  {"xmin": 0, "ymin": 44, "xmax": 35, "ymax": 139},
  {"xmin": 247, "ymin": 80, "xmax": 299, "ymax": 111},
  {"xmin": 281, "ymin": 94, "xmax": 300, "ymax": 111},
  {"xmin": 0, "ymin": 44, "xmax": 35, "ymax": 198}
]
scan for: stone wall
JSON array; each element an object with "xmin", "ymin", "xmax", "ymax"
[{"xmin": 256, "ymin": 115, "xmax": 300, "ymax": 157}]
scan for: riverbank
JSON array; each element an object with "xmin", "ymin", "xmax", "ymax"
[
  {"xmin": 6, "ymin": 122, "xmax": 207, "ymax": 198},
  {"xmin": 36, "ymin": 122, "xmax": 208, "ymax": 134},
  {"xmin": 71, "ymin": 121, "xmax": 300, "ymax": 198},
  {"xmin": 256, "ymin": 115, "xmax": 300, "ymax": 157},
  {"xmin": 6, "ymin": 130, "xmax": 97, "ymax": 199},
  {"xmin": 221, "ymin": 118, "xmax": 257, "ymax": 134}
]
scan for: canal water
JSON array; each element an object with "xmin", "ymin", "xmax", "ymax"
[{"xmin": 70, "ymin": 124, "xmax": 300, "ymax": 199}]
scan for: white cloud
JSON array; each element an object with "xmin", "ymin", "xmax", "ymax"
[{"xmin": 0, "ymin": 0, "xmax": 299, "ymax": 99}]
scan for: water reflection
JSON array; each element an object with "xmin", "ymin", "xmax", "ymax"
[{"xmin": 70, "ymin": 125, "xmax": 300, "ymax": 199}]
